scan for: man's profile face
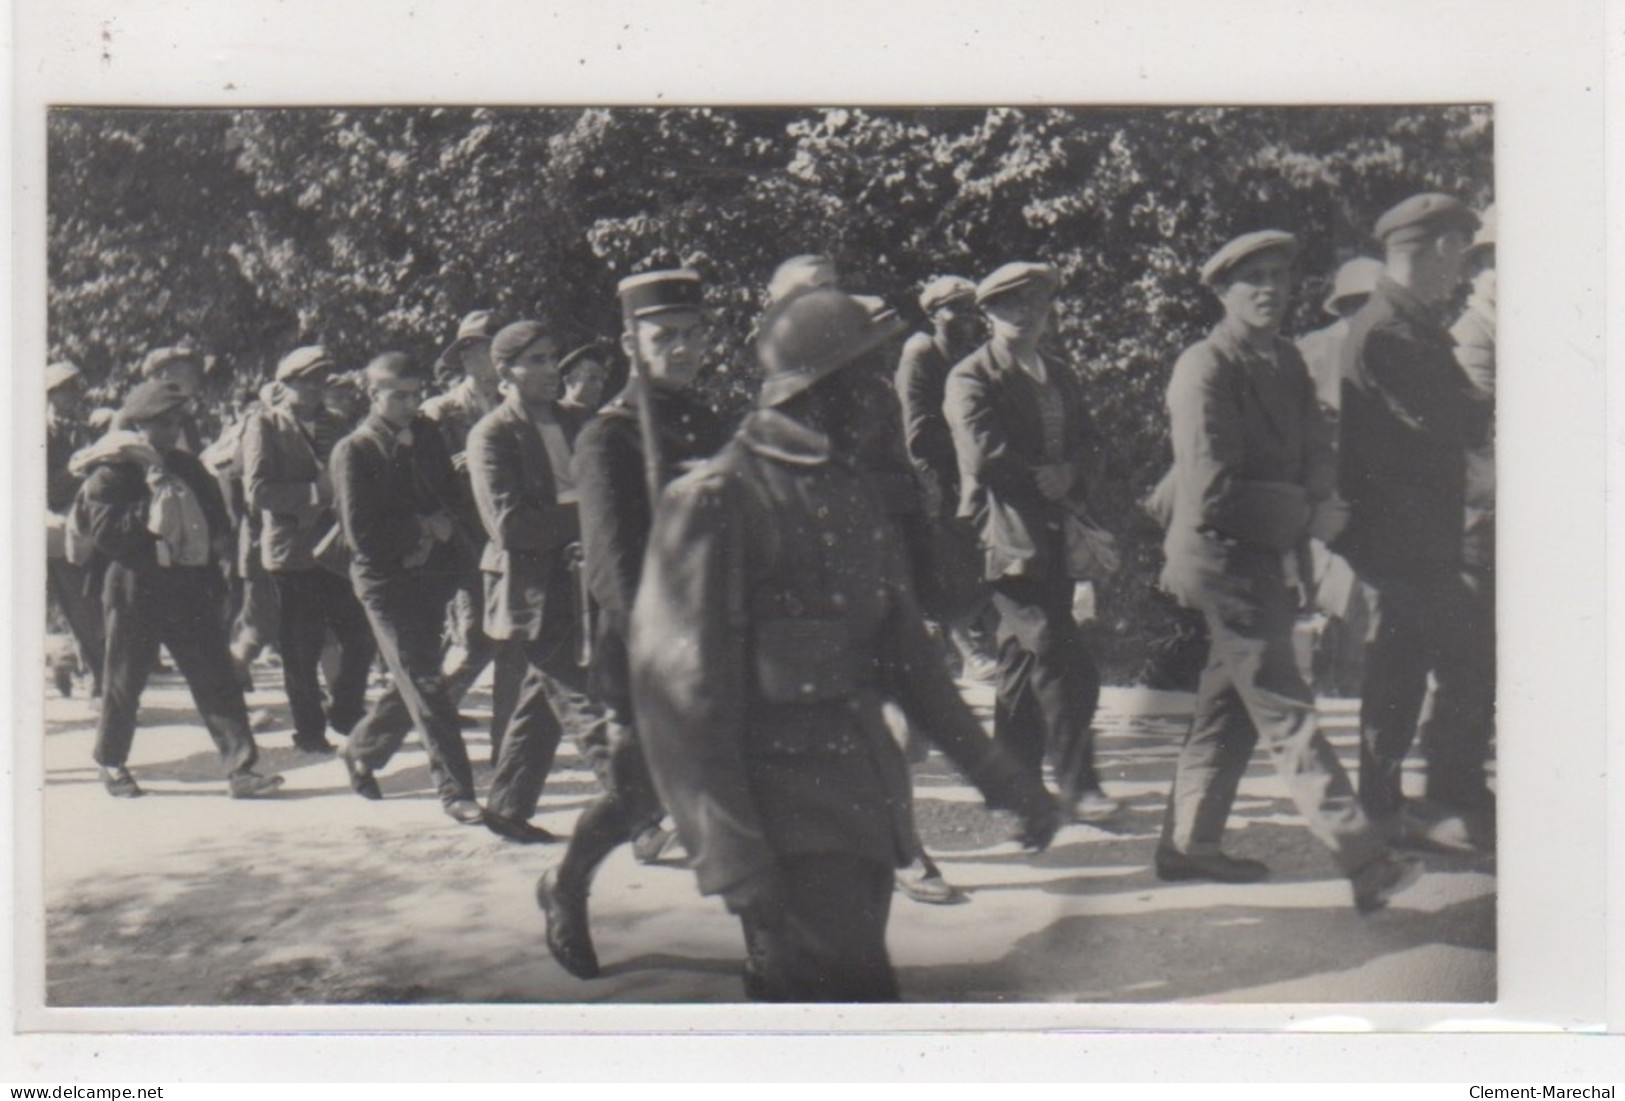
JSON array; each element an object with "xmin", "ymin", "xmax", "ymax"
[{"xmin": 156, "ymin": 360, "xmax": 204, "ymax": 398}]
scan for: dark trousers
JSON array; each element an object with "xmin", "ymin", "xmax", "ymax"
[
  {"xmin": 231, "ymin": 571, "xmax": 280, "ymax": 662},
  {"xmin": 990, "ymin": 570, "xmax": 1102, "ymax": 804},
  {"xmin": 555, "ymin": 712, "xmax": 665, "ymax": 893},
  {"xmin": 1360, "ymin": 564, "xmax": 1495, "ymax": 819},
  {"xmin": 486, "ymin": 557, "xmax": 590, "ymax": 821},
  {"xmin": 346, "ymin": 570, "xmax": 476, "ymax": 806},
  {"xmin": 1161, "ymin": 576, "xmax": 1384, "ymax": 875},
  {"xmin": 47, "ymin": 557, "xmax": 105, "ymax": 693},
  {"xmin": 739, "ymin": 853, "xmax": 898, "ymax": 1003},
  {"xmin": 94, "ymin": 563, "xmax": 258, "ymax": 776},
  {"xmin": 272, "ymin": 568, "xmax": 376, "ymax": 744},
  {"xmin": 444, "ymin": 571, "xmax": 523, "ymax": 758}
]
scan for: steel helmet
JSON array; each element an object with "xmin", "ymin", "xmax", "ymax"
[{"xmin": 756, "ymin": 287, "xmax": 905, "ymax": 408}]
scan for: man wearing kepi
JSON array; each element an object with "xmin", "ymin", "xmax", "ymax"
[
  {"xmin": 1337, "ymin": 194, "xmax": 1495, "ymax": 847},
  {"xmin": 466, "ymin": 319, "xmax": 592, "ymax": 845},
  {"xmin": 1156, "ymin": 230, "xmax": 1420, "ymax": 911},
  {"xmin": 332, "ymin": 353, "xmax": 483, "ymax": 825},
  {"xmin": 71, "ymin": 378, "xmax": 284, "ymax": 800},
  {"xmin": 536, "ymin": 270, "xmax": 728, "ymax": 979},
  {"xmin": 944, "ymin": 262, "xmax": 1119, "ymax": 823},
  {"xmin": 630, "ymin": 287, "xmax": 1060, "ymax": 1002},
  {"xmin": 243, "ymin": 345, "xmax": 376, "ymax": 754}
]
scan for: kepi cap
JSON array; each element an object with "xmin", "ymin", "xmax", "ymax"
[
  {"xmin": 975, "ymin": 262, "xmax": 1059, "ymax": 307},
  {"xmin": 1200, "ymin": 230, "xmax": 1300, "ymax": 288},
  {"xmin": 1373, "ymin": 193, "xmax": 1478, "ymax": 246},
  {"xmin": 45, "ymin": 362, "xmax": 83, "ymax": 393},
  {"xmin": 117, "ymin": 379, "xmax": 191, "ymax": 426},
  {"xmin": 1322, "ymin": 257, "xmax": 1384, "ymax": 316},
  {"xmin": 918, "ymin": 275, "xmax": 976, "ymax": 314},
  {"xmin": 275, "ymin": 345, "xmax": 336, "ymax": 382},
  {"xmin": 139, "ymin": 346, "xmax": 202, "ymax": 379},
  {"xmin": 618, "ymin": 269, "xmax": 705, "ymax": 320}
]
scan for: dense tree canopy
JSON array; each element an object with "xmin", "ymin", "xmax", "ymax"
[{"xmin": 46, "ymin": 104, "xmax": 1493, "ymax": 679}]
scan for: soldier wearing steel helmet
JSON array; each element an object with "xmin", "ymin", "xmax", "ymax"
[{"xmin": 629, "ymin": 286, "xmax": 1059, "ymax": 1002}]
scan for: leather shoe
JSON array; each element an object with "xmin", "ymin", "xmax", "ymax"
[
  {"xmin": 1154, "ymin": 845, "xmax": 1270, "ymax": 884},
  {"xmin": 100, "ymin": 766, "xmax": 143, "ymax": 799},
  {"xmin": 484, "ymin": 811, "xmax": 561, "ymax": 844},
  {"xmin": 895, "ymin": 857, "xmax": 964, "ymax": 905},
  {"xmin": 536, "ymin": 868, "xmax": 599, "ymax": 979},
  {"xmin": 294, "ymin": 737, "xmax": 337, "ymax": 756},
  {"xmin": 1352, "ymin": 852, "xmax": 1424, "ymax": 914},
  {"xmin": 443, "ymin": 798, "xmax": 485, "ymax": 825},
  {"xmin": 630, "ymin": 823, "xmax": 679, "ymax": 864},
  {"xmin": 1070, "ymin": 787, "xmax": 1122, "ymax": 823},
  {"xmin": 227, "ymin": 771, "xmax": 285, "ymax": 799},
  {"xmin": 342, "ymin": 753, "xmax": 382, "ymax": 801}
]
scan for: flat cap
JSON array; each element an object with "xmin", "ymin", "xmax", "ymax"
[
  {"xmin": 45, "ymin": 362, "xmax": 82, "ymax": 393},
  {"xmin": 765, "ymin": 255, "xmax": 838, "ymax": 305},
  {"xmin": 918, "ymin": 275, "xmax": 976, "ymax": 314},
  {"xmin": 852, "ymin": 294, "xmax": 900, "ymax": 327},
  {"xmin": 1200, "ymin": 230, "xmax": 1300, "ymax": 288},
  {"xmin": 490, "ymin": 320, "xmax": 556, "ymax": 367},
  {"xmin": 138, "ymin": 346, "xmax": 202, "ymax": 379},
  {"xmin": 1373, "ymin": 193, "xmax": 1478, "ymax": 245},
  {"xmin": 1322, "ymin": 256, "xmax": 1384, "ymax": 316},
  {"xmin": 975, "ymin": 262, "xmax": 1059, "ymax": 306},
  {"xmin": 275, "ymin": 345, "xmax": 336, "ymax": 382},
  {"xmin": 618, "ymin": 269, "xmax": 705, "ymax": 319},
  {"xmin": 118, "ymin": 379, "xmax": 191, "ymax": 425},
  {"xmin": 1467, "ymin": 203, "xmax": 1497, "ymax": 257},
  {"xmin": 559, "ymin": 343, "xmax": 608, "ymax": 375},
  {"xmin": 456, "ymin": 310, "xmax": 497, "ymax": 341}
]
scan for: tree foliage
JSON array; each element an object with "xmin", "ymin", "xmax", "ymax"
[{"xmin": 47, "ymin": 103, "xmax": 1492, "ymax": 680}]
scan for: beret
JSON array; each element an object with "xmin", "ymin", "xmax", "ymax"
[
  {"xmin": 1467, "ymin": 203, "xmax": 1497, "ymax": 257},
  {"xmin": 456, "ymin": 310, "xmax": 497, "ymax": 341},
  {"xmin": 618, "ymin": 269, "xmax": 706, "ymax": 319},
  {"xmin": 138, "ymin": 346, "xmax": 202, "ymax": 379},
  {"xmin": 975, "ymin": 262, "xmax": 1059, "ymax": 306},
  {"xmin": 490, "ymin": 321, "xmax": 556, "ymax": 367},
  {"xmin": 119, "ymin": 379, "xmax": 191, "ymax": 425},
  {"xmin": 918, "ymin": 275, "xmax": 976, "ymax": 314},
  {"xmin": 45, "ymin": 362, "xmax": 82, "ymax": 393},
  {"xmin": 1200, "ymin": 230, "xmax": 1300, "ymax": 288},
  {"xmin": 559, "ymin": 343, "xmax": 608, "ymax": 375},
  {"xmin": 1322, "ymin": 256, "xmax": 1384, "ymax": 316},
  {"xmin": 275, "ymin": 345, "xmax": 336, "ymax": 382},
  {"xmin": 1373, "ymin": 193, "xmax": 1478, "ymax": 245}
]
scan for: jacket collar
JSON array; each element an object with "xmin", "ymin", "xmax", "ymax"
[
  {"xmin": 738, "ymin": 408, "xmax": 832, "ymax": 466},
  {"xmin": 1373, "ymin": 274, "xmax": 1450, "ymax": 331},
  {"xmin": 362, "ymin": 413, "xmax": 413, "ymax": 455},
  {"xmin": 1208, "ymin": 314, "xmax": 1286, "ymax": 363}
]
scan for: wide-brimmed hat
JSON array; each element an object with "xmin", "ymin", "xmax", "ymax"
[{"xmin": 1321, "ymin": 257, "xmax": 1384, "ymax": 316}]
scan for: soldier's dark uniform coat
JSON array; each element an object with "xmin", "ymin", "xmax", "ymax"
[{"xmin": 630, "ymin": 407, "xmax": 1046, "ymax": 899}]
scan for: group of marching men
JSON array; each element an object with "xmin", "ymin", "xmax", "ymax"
[{"xmin": 42, "ymin": 187, "xmax": 1496, "ymax": 1001}]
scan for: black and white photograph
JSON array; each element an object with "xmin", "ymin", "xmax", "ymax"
[{"xmin": 7, "ymin": 0, "xmax": 1616, "ymax": 1082}]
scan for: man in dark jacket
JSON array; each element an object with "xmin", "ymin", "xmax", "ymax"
[
  {"xmin": 243, "ymin": 346, "xmax": 375, "ymax": 753},
  {"xmin": 1337, "ymin": 193, "xmax": 1495, "ymax": 847},
  {"xmin": 73, "ymin": 379, "xmax": 283, "ymax": 800},
  {"xmin": 46, "ymin": 361, "xmax": 104, "ymax": 698},
  {"xmin": 1156, "ymin": 230, "xmax": 1420, "ymax": 911},
  {"xmin": 332, "ymin": 353, "xmax": 483, "ymax": 825},
  {"xmin": 630, "ymin": 287, "xmax": 1060, "ymax": 1002},
  {"xmin": 943, "ymin": 262, "xmax": 1118, "ymax": 823},
  {"xmin": 465, "ymin": 320, "xmax": 592, "ymax": 844},
  {"xmin": 535, "ymin": 270, "xmax": 729, "ymax": 979}
]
